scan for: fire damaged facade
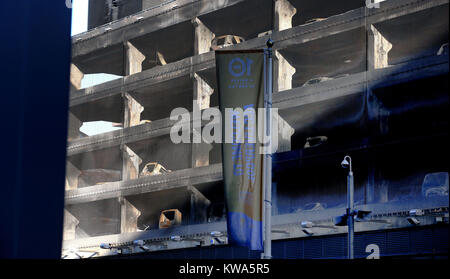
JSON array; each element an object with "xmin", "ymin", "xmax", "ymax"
[{"xmin": 62, "ymin": 0, "xmax": 449, "ymax": 259}]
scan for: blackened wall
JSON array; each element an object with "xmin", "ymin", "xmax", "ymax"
[{"xmin": 108, "ymin": 225, "xmax": 449, "ymax": 259}]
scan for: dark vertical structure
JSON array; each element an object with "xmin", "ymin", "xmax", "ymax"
[
  {"xmin": 0, "ymin": 1, "xmax": 72, "ymax": 258},
  {"xmin": 88, "ymin": 0, "xmax": 144, "ymax": 30}
]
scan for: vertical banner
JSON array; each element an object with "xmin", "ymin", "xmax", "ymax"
[{"xmin": 216, "ymin": 50, "xmax": 264, "ymax": 251}]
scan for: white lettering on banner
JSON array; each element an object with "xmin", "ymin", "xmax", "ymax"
[{"xmin": 169, "ymin": 102, "xmax": 278, "ymax": 155}]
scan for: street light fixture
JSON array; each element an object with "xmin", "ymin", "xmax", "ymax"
[{"xmin": 341, "ymin": 155, "xmax": 352, "ymax": 171}]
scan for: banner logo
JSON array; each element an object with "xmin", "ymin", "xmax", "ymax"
[{"xmin": 229, "ymin": 58, "xmax": 253, "ymax": 77}]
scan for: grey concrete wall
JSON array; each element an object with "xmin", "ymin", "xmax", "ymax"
[
  {"xmin": 88, "ymin": 0, "xmax": 109, "ymax": 30},
  {"xmin": 119, "ymin": 0, "xmax": 143, "ymax": 19},
  {"xmin": 88, "ymin": 0, "xmax": 144, "ymax": 30},
  {"xmin": 143, "ymin": 0, "xmax": 168, "ymax": 10}
]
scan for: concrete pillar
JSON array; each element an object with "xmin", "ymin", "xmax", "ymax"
[
  {"xmin": 270, "ymin": 1, "xmax": 298, "ymax": 99},
  {"xmin": 192, "ymin": 143, "xmax": 213, "ymax": 168},
  {"xmin": 276, "ymin": 114, "xmax": 294, "ymax": 152},
  {"xmin": 119, "ymin": 141, "xmax": 142, "ymax": 234},
  {"xmin": 121, "ymin": 144, "xmax": 142, "ymax": 180},
  {"xmin": 192, "ymin": 17, "xmax": 215, "ymax": 55},
  {"xmin": 367, "ymin": 25, "xmax": 392, "ymax": 70},
  {"xmin": 192, "ymin": 73, "xmax": 214, "ymax": 167},
  {"xmin": 368, "ymin": 90, "xmax": 390, "ymax": 135},
  {"xmin": 118, "ymin": 197, "xmax": 141, "ymax": 233},
  {"xmin": 155, "ymin": 51, "xmax": 167, "ymax": 65},
  {"xmin": 377, "ymin": 180, "xmax": 389, "ymax": 203},
  {"xmin": 63, "ymin": 209, "xmax": 79, "ymax": 241},
  {"xmin": 65, "ymin": 161, "xmax": 81, "ymax": 191},
  {"xmin": 124, "ymin": 41, "xmax": 146, "ymax": 75},
  {"xmin": 122, "ymin": 92, "xmax": 144, "ymax": 128},
  {"xmin": 188, "ymin": 185, "xmax": 211, "ymax": 224},
  {"xmin": 67, "ymin": 112, "xmax": 83, "ymax": 141},
  {"xmin": 70, "ymin": 63, "xmax": 84, "ymax": 91},
  {"xmin": 274, "ymin": 0, "xmax": 297, "ymax": 32},
  {"xmin": 193, "ymin": 73, "xmax": 214, "ymax": 111},
  {"xmin": 366, "ymin": 161, "xmax": 376, "ymax": 204},
  {"xmin": 274, "ymin": 50, "xmax": 296, "ymax": 93}
]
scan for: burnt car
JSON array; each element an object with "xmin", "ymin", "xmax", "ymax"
[
  {"xmin": 140, "ymin": 162, "xmax": 171, "ymax": 177},
  {"xmin": 211, "ymin": 35, "xmax": 245, "ymax": 51}
]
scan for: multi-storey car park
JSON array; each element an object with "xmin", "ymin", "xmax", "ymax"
[{"xmin": 62, "ymin": 0, "xmax": 449, "ymax": 259}]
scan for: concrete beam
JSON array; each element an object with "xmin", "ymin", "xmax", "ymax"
[
  {"xmin": 123, "ymin": 92, "xmax": 144, "ymax": 128},
  {"xmin": 62, "ymin": 199, "xmax": 449, "ymax": 252},
  {"xmin": 233, "ymin": 0, "xmax": 449, "ymax": 51},
  {"xmin": 63, "ymin": 209, "xmax": 80, "ymax": 241},
  {"xmin": 274, "ymin": 50, "xmax": 296, "ymax": 92},
  {"xmin": 121, "ymin": 144, "xmax": 142, "ymax": 181},
  {"xmin": 367, "ymin": 25, "xmax": 392, "ymax": 70},
  {"xmin": 65, "ymin": 164, "xmax": 223, "ymax": 205},
  {"xmin": 124, "ymin": 41, "xmax": 146, "ymax": 75},
  {"xmin": 274, "ymin": 0, "xmax": 297, "ymax": 32},
  {"xmin": 192, "ymin": 17, "xmax": 215, "ymax": 55},
  {"xmin": 70, "ymin": 53, "xmax": 214, "ymax": 107},
  {"xmin": 71, "ymin": 0, "xmax": 247, "ymax": 57},
  {"xmin": 67, "ymin": 116, "xmax": 179, "ymax": 156},
  {"xmin": 70, "ymin": 63, "xmax": 84, "ymax": 91},
  {"xmin": 119, "ymin": 197, "xmax": 141, "ymax": 233},
  {"xmin": 70, "ymin": 0, "xmax": 448, "ymax": 107},
  {"xmin": 67, "ymin": 56, "xmax": 448, "ymax": 156},
  {"xmin": 273, "ymin": 56, "xmax": 448, "ymax": 111}
]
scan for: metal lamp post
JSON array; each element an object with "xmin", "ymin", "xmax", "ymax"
[
  {"xmin": 263, "ymin": 39, "xmax": 274, "ymax": 259},
  {"xmin": 341, "ymin": 155, "xmax": 354, "ymax": 259}
]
